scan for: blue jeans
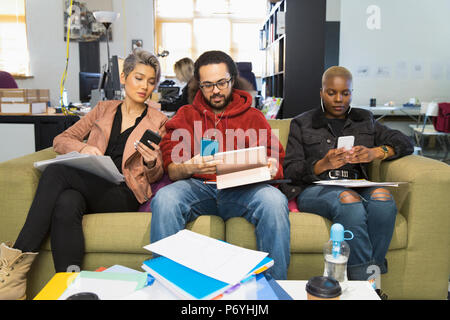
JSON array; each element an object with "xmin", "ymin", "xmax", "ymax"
[
  {"xmin": 150, "ymin": 178, "xmax": 291, "ymax": 280},
  {"xmin": 297, "ymin": 185, "xmax": 397, "ymax": 280}
]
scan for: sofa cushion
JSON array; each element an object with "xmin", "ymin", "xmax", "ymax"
[
  {"xmin": 40, "ymin": 209, "xmax": 406, "ymax": 255},
  {"xmin": 41, "ymin": 213, "xmax": 225, "ymax": 254},
  {"xmin": 225, "ymin": 212, "xmax": 407, "ymax": 253}
]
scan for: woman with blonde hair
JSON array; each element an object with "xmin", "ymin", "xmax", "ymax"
[{"xmin": 160, "ymin": 57, "xmax": 194, "ymax": 112}]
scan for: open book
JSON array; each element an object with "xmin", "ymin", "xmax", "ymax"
[
  {"xmin": 213, "ymin": 146, "xmax": 271, "ymax": 189},
  {"xmin": 34, "ymin": 151, "xmax": 124, "ymax": 184}
]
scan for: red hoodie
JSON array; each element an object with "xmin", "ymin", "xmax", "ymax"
[{"xmin": 160, "ymin": 89, "xmax": 285, "ymax": 181}]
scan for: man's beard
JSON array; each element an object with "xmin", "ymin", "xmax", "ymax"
[{"xmin": 205, "ymin": 92, "xmax": 233, "ymax": 111}]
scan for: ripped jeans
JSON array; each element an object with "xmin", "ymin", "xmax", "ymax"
[{"xmin": 297, "ymin": 185, "xmax": 397, "ymax": 280}]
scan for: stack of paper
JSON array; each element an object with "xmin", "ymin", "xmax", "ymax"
[
  {"xmin": 141, "ymin": 230, "xmax": 275, "ymax": 300},
  {"xmin": 313, "ymin": 179, "xmax": 407, "ymax": 188},
  {"xmin": 34, "ymin": 151, "xmax": 124, "ymax": 184}
]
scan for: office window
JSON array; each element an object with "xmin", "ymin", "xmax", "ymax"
[
  {"xmin": 0, "ymin": 0, "xmax": 30, "ymax": 77},
  {"xmin": 155, "ymin": 0, "xmax": 267, "ymax": 76}
]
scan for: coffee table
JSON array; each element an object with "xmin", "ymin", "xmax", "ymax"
[{"xmin": 35, "ymin": 273, "xmax": 380, "ymax": 300}]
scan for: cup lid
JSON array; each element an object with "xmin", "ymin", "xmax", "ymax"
[{"xmin": 305, "ymin": 276, "xmax": 342, "ymax": 298}]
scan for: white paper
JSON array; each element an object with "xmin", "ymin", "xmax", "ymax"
[
  {"xmin": 144, "ymin": 230, "xmax": 268, "ymax": 284},
  {"xmin": 313, "ymin": 179, "xmax": 406, "ymax": 188},
  {"xmin": 1, "ymin": 103, "xmax": 30, "ymax": 113},
  {"xmin": 58, "ymin": 276, "xmax": 139, "ymax": 300},
  {"xmin": 411, "ymin": 62, "xmax": 425, "ymax": 79},
  {"xmin": 34, "ymin": 152, "xmax": 124, "ymax": 184},
  {"xmin": 375, "ymin": 65, "xmax": 391, "ymax": 78},
  {"xmin": 431, "ymin": 62, "xmax": 444, "ymax": 80},
  {"xmin": 356, "ymin": 66, "xmax": 370, "ymax": 78},
  {"xmin": 396, "ymin": 61, "xmax": 408, "ymax": 79}
]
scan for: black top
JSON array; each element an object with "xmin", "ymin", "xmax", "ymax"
[
  {"xmin": 105, "ymin": 104, "xmax": 147, "ymax": 173},
  {"xmin": 327, "ymin": 118, "xmax": 346, "ymax": 137}
]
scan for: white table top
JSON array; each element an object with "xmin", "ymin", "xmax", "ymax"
[
  {"xmin": 119, "ymin": 279, "xmax": 380, "ymax": 300},
  {"xmin": 353, "ymin": 105, "xmax": 420, "ymax": 116},
  {"xmin": 277, "ymin": 280, "xmax": 381, "ymax": 300}
]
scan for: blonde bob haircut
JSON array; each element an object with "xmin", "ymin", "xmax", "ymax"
[{"xmin": 122, "ymin": 48, "xmax": 161, "ymax": 83}]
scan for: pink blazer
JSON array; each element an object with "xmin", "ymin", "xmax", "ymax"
[{"xmin": 53, "ymin": 100, "xmax": 168, "ymax": 203}]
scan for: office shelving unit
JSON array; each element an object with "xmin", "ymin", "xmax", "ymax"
[{"xmin": 260, "ymin": 0, "xmax": 326, "ymax": 119}]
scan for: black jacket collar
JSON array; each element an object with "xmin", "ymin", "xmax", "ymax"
[{"xmin": 311, "ymin": 107, "xmax": 367, "ymax": 129}]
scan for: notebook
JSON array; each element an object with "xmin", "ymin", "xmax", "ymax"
[{"xmin": 213, "ymin": 146, "xmax": 271, "ymax": 189}]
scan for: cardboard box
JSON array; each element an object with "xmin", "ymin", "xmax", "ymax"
[
  {"xmin": 0, "ymin": 89, "xmax": 50, "ymax": 114},
  {"xmin": 0, "ymin": 89, "xmax": 50, "ymax": 103},
  {"xmin": 0, "ymin": 102, "xmax": 48, "ymax": 115}
]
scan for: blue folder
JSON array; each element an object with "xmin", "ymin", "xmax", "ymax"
[
  {"xmin": 264, "ymin": 274, "xmax": 293, "ymax": 300},
  {"xmin": 142, "ymin": 256, "xmax": 273, "ymax": 300}
]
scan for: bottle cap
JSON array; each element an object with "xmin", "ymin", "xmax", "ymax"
[
  {"xmin": 330, "ymin": 223, "xmax": 354, "ymax": 242},
  {"xmin": 330, "ymin": 223, "xmax": 344, "ymax": 242}
]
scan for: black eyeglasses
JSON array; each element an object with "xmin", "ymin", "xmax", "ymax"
[{"xmin": 199, "ymin": 78, "xmax": 232, "ymax": 92}]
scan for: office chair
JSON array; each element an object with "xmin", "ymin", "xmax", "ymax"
[
  {"xmin": 409, "ymin": 102, "xmax": 450, "ymax": 161},
  {"xmin": 0, "ymin": 71, "xmax": 18, "ymax": 88},
  {"xmin": 236, "ymin": 62, "xmax": 257, "ymax": 91}
]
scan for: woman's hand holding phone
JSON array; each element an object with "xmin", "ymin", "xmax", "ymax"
[{"xmin": 135, "ymin": 129, "xmax": 162, "ymax": 168}]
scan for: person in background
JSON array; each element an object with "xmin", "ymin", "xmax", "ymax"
[
  {"xmin": 150, "ymin": 50, "xmax": 290, "ymax": 280},
  {"xmin": 158, "ymin": 57, "xmax": 255, "ymax": 113},
  {"xmin": 0, "ymin": 49, "xmax": 167, "ymax": 300},
  {"xmin": 159, "ymin": 57, "xmax": 194, "ymax": 112},
  {"xmin": 281, "ymin": 66, "xmax": 413, "ymax": 281}
]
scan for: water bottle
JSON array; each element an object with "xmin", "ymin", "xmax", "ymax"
[
  {"xmin": 323, "ymin": 223, "xmax": 353, "ymax": 289},
  {"xmin": 61, "ymin": 88, "xmax": 68, "ymax": 108}
]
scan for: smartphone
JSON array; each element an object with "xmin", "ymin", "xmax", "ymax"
[
  {"xmin": 139, "ymin": 129, "xmax": 161, "ymax": 150},
  {"xmin": 201, "ymin": 139, "xmax": 219, "ymax": 156},
  {"xmin": 337, "ymin": 135, "xmax": 354, "ymax": 151}
]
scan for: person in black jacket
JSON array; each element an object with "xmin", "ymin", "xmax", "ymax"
[{"xmin": 281, "ymin": 66, "xmax": 414, "ymax": 280}]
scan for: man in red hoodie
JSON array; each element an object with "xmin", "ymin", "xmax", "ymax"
[{"xmin": 150, "ymin": 51, "xmax": 290, "ymax": 280}]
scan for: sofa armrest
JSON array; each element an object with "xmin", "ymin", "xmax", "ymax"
[
  {"xmin": 369, "ymin": 155, "xmax": 449, "ymax": 223},
  {"xmin": 369, "ymin": 155, "xmax": 450, "ymax": 298},
  {"xmin": 0, "ymin": 147, "xmax": 57, "ymax": 242}
]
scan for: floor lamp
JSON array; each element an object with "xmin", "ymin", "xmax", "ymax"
[{"xmin": 93, "ymin": 11, "xmax": 120, "ymax": 100}]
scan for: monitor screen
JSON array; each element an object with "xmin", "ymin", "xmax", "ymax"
[
  {"xmin": 109, "ymin": 55, "xmax": 124, "ymax": 91},
  {"xmin": 79, "ymin": 72, "xmax": 101, "ymax": 102}
]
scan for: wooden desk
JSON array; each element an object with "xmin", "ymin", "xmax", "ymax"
[{"xmin": 0, "ymin": 114, "xmax": 79, "ymax": 162}]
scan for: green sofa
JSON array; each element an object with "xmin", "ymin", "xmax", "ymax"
[{"xmin": 0, "ymin": 119, "xmax": 449, "ymax": 300}]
